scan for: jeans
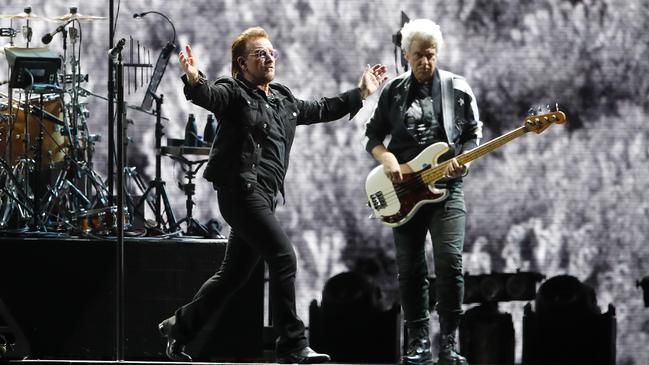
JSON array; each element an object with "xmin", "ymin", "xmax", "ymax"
[
  {"xmin": 171, "ymin": 190, "xmax": 307, "ymax": 353},
  {"xmin": 393, "ymin": 181, "xmax": 466, "ymax": 324}
]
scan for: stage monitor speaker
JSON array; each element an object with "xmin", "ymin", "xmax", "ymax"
[
  {"xmin": 309, "ymin": 272, "xmax": 401, "ymax": 363},
  {"xmin": 4, "ymin": 47, "xmax": 61, "ymax": 90},
  {"xmin": 522, "ymin": 275, "xmax": 616, "ymax": 365},
  {"xmin": 459, "ymin": 303, "xmax": 515, "ymax": 365}
]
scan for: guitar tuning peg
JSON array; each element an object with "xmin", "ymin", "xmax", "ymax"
[
  {"xmin": 527, "ymin": 107, "xmax": 537, "ymax": 116},
  {"xmin": 536, "ymin": 105, "xmax": 543, "ymax": 114},
  {"xmin": 554, "ymin": 102, "xmax": 560, "ymax": 111},
  {"xmin": 544, "ymin": 104, "xmax": 551, "ymax": 113}
]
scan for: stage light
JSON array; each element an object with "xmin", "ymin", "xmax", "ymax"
[{"xmin": 431, "ymin": 271, "xmax": 544, "ymax": 305}]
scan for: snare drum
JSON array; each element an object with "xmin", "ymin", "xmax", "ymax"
[
  {"xmin": 73, "ymin": 206, "xmax": 131, "ymax": 235},
  {"xmin": 0, "ymin": 96, "xmax": 68, "ymax": 168}
]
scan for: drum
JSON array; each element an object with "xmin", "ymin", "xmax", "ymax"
[
  {"xmin": 0, "ymin": 96, "xmax": 68, "ymax": 169},
  {"xmin": 73, "ymin": 206, "xmax": 131, "ymax": 235}
]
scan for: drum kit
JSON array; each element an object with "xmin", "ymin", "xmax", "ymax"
[{"xmin": 0, "ymin": 6, "xmax": 131, "ymax": 237}]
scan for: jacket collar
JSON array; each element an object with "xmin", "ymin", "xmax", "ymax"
[{"xmin": 236, "ymin": 75, "xmax": 287, "ymax": 102}]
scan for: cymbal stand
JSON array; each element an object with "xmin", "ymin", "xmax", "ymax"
[
  {"xmin": 22, "ymin": 17, "xmax": 32, "ymax": 49},
  {"xmin": 32, "ymin": 92, "xmax": 46, "ymax": 229},
  {"xmin": 58, "ymin": 25, "xmax": 77, "ymax": 156}
]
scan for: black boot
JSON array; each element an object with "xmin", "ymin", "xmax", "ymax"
[
  {"xmin": 276, "ymin": 346, "xmax": 331, "ymax": 364},
  {"xmin": 436, "ymin": 314, "xmax": 467, "ymax": 365},
  {"xmin": 436, "ymin": 334, "xmax": 467, "ymax": 365},
  {"xmin": 158, "ymin": 317, "xmax": 192, "ymax": 362},
  {"xmin": 402, "ymin": 318, "xmax": 433, "ymax": 365}
]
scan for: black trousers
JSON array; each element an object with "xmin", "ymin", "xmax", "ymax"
[
  {"xmin": 169, "ymin": 189, "xmax": 307, "ymax": 353},
  {"xmin": 392, "ymin": 181, "xmax": 466, "ymax": 327}
]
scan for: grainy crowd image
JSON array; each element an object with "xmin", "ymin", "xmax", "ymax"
[{"xmin": 1, "ymin": 0, "xmax": 647, "ymax": 364}]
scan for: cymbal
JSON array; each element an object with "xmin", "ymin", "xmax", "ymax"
[
  {"xmin": 51, "ymin": 12, "xmax": 107, "ymax": 22},
  {"xmin": 0, "ymin": 11, "xmax": 52, "ymax": 21}
]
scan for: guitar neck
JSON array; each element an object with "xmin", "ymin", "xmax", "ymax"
[
  {"xmin": 421, "ymin": 126, "xmax": 529, "ymax": 184},
  {"xmin": 457, "ymin": 126, "xmax": 528, "ymax": 166}
]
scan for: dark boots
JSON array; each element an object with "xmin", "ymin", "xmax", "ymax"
[
  {"xmin": 436, "ymin": 334, "xmax": 467, "ymax": 365},
  {"xmin": 436, "ymin": 314, "xmax": 468, "ymax": 365},
  {"xmin": 402, "ymin": 318, "xmax": 433, "ymax": 365},
  {"xmin": 158, "ymin": 317, "xmax": 192, "ymax": 362}
]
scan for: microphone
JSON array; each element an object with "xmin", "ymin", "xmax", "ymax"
[
  {"xmin": 108, "ymin": 38, "xmax": 127, "ymax": 60},
  {"xmin": 132, "ymin": 10, "xmax": 177, "ymax": 45},
  {"xmin": 42, "ymin": 20, "xmax": 74, "ymax": 44}
]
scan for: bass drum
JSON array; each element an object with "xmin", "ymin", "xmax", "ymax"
[{"xmin": 0, "ymin": 96, "xmax": 68, "ymax": 169}]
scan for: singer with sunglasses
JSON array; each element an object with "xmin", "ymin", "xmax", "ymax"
[{"xmin": 158, "ymin": 27, "xmax": 387, "ymax": 363}]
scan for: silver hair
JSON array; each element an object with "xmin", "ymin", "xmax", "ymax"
[{"xmin": 400, "ymin": 19, "xmax": 444, "ymax": 55}]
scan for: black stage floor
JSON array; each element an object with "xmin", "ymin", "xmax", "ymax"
[{"xmin": 0, "ymin": 360, "xmax": 526, "ymax": 365}]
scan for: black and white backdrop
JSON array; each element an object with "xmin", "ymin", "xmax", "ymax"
[{"xmin": 1, "ymin": 0, "xmax": 648, "ymax": 363}]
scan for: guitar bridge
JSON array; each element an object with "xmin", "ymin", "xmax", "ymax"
[{"xmin": 369, "ymin": 191, "xmax": 387, "ymax": 210}]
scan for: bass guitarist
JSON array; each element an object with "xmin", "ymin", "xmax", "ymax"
[{"xmin": 363, "ymin": 18, "xmax": 482, "ymax": 365}]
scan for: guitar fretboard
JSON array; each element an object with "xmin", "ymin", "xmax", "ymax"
[{"xmin": 419, "ymin": 126, "xmax": 529, "ymax": 185}]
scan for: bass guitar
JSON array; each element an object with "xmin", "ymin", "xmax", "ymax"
[{"xmin": 365, "ymin": 109, "xmax": 566, "ymax": 227}]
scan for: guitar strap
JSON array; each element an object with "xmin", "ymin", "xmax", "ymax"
[{"xmin": 439, "ymin": 70, "xmax": 456, "ymax": 148}]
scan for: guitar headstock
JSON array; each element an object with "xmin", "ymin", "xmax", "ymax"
[{"xmin": 524, "ymin": 104, "xmax": 567, "ymax": 134}]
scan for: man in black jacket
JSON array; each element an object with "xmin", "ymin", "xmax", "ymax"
[
  {"xmin": 364, "ymin": 19, "xmax": 482, "ymax": 365},
  {"xmin": 158, "ymin": 27, "xmax": 387, "ymax": 363}
]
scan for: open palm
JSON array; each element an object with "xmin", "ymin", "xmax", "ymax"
[{"xmin": 178, "ymin": 45, "xmax": 199, "ymax": 82}]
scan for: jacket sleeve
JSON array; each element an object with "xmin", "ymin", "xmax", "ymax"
[
  {"xmin": 182, "ymin": 73, "xmax": 236, "ymax": 119},
  {"xmin": 294, "ymin": 87, "xmax": 363, "ymax": 126},
  {"xmin": 454, "ymin": 77, "xmax": 483, "ymax": 153},
  {"xmin": 363, "ymin": 83, "xmax": 392, "ymax": 154}
]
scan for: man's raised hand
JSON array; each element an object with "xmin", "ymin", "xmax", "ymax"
[
  {"xmin": 179, "ymin": 45, "xmax": 200, "ymax": 84},
  {"xmin": 359, "ymin": 64, "xmax": 388, "ymax": 99}
]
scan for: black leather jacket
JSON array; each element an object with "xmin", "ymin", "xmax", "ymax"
[
  {"xmin": 364, "ymin": 69, "xmax": 482, "ymax": 163},
  {"xmin": 182, "ymin": 74, "xmax": 363, "ymax": 194}
]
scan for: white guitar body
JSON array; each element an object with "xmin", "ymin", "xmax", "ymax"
[{"xmin": 365, "ymin": 142, "xmax": 450, "ymax": 227}]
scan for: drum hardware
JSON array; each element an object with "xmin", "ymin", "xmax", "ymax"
[
  {"xmin": 0, "ymin": 6, "xmax": 53, "ymax": 48},
  {"xmin": 0, "ymin": 7, "xmax": 195, "ymax": 238},
  {"xmin": 59, "ymin": 73, "xmax": 88, "ymax": 84},
  {"xmin": 0, "ymin": 28, "xmax": 17, "ymax": 38},
  {"xmin": 3, "ymin": 46, "xmax": 82, "ymax": 231},
  {"xmin": 0, "ymin": 93, "xmax": 67, "ymax": 169},
  {"xmin": 0, "ymin": 7, "xmax": 52, "ymax": 21},
  {"xmin": 50, "ymin": 7, "xmax": 107, "ymax": 22},
  {"xmin": 0, "ymin": 158, "xmax": 33, "ymax": 230},
  {"xmin": 161, "ymin": 146, "xmax": 209, "ymax": 237},
  {"xmin": 71, "ymin": 205, "xmax": 131, "ymax": 236}
]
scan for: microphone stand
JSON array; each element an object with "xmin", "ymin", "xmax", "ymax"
[
  {"xmin": 114, "ymin": 48, "xmax": 126, "ymax": 362},
  {"xmin": 133, "ymin": 92, "xmax": 178, "ymax": 232},
  {"xmin": 108, "ymin": 0, "xmax": 122, "ymax": 360}
]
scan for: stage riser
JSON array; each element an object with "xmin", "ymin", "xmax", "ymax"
[{"xmin": 0, "ymin": 238, "xmax": 264, "ymax": 361}]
